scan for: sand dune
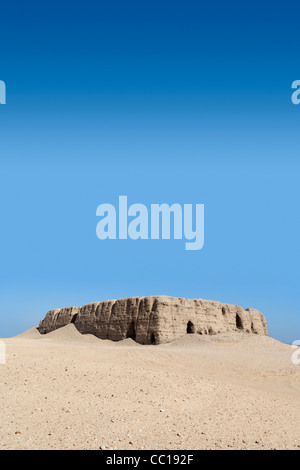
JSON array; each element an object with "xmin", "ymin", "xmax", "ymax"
[
  {"xmin": 15, "ymin": 324, "xmax": 140, "ymax": 346},
  {"xmin": 35, "ymin": 324, "xmax": 101, "ymax": 343},
  {"xmin": 0, "ymin": 327, "xmax": 299, "ymax": 450},
  {"xmin": 14, "ymin": 327, "xmax": 42, "ymax": 340}
]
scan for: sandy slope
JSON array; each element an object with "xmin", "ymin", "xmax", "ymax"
[{"xmin": 0, "ymin": 325, "xmax": 299, "ymax": 450}]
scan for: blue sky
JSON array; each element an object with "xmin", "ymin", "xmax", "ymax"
[{"xmin": 0, "ymin": 0, "xmax": 299, "ymax": 343}]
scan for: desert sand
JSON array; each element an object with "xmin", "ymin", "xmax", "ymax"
[{"xmin": 0, "ymin": 325, "xmax": 299, "ymax": 450}]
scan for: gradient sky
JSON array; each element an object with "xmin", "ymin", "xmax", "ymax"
[{"xmin": 0, "ymin": 0, "xmax": 299, "ymax": 343}]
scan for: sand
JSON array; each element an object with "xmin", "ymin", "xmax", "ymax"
[{"xmin": 0, "ymin": 325, "xmax": 299, "ymax": 450}]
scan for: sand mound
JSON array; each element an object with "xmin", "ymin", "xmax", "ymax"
[
  {"xmin": 162, "ymin": 334, "xmax": 212, "ymax": 348},
  {"xmin": 13, "ymin": 325, "xmax": 150, "ymax": 346},
  {"xmin": 14, "ymin": 327, "xmax": 42, "ymax": 339},
  {"xmin": 209, "ymin": 331, "xmax": 285, "ymax": 346},
  {"xmin": 164, "ymin": 331, "xmax": 286, "ymax": 348},
  {"xmin": 39, "ymin": 324, "xmax": 101, "ymax": 343},
  {"xmin": 112, "ymin": 337, "xmax": 140, "ymax": 347}
]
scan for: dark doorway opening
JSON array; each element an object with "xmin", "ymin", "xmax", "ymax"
[
  {"xmin": 150, "ymin": 333, "xmax": 156, "ymax": 345},
  {"xmin": 236, "ymin": 314, "xmax": 243, "ymax": 330},
  {"xmin": 126, "ymin": 321, "xmax": 136, "ymax": 340},
  {"xmin": 187, "ymin": 321, "xmax": 195, "ymax": 334},
  {"xmin": 71, "ymin": 314, "xmax": 78, "ymax": 324}
]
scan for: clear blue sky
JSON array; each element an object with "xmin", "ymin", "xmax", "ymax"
[{"xmin": 0, "ymin": 0, "xmax": 299, "ymax": 343}]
